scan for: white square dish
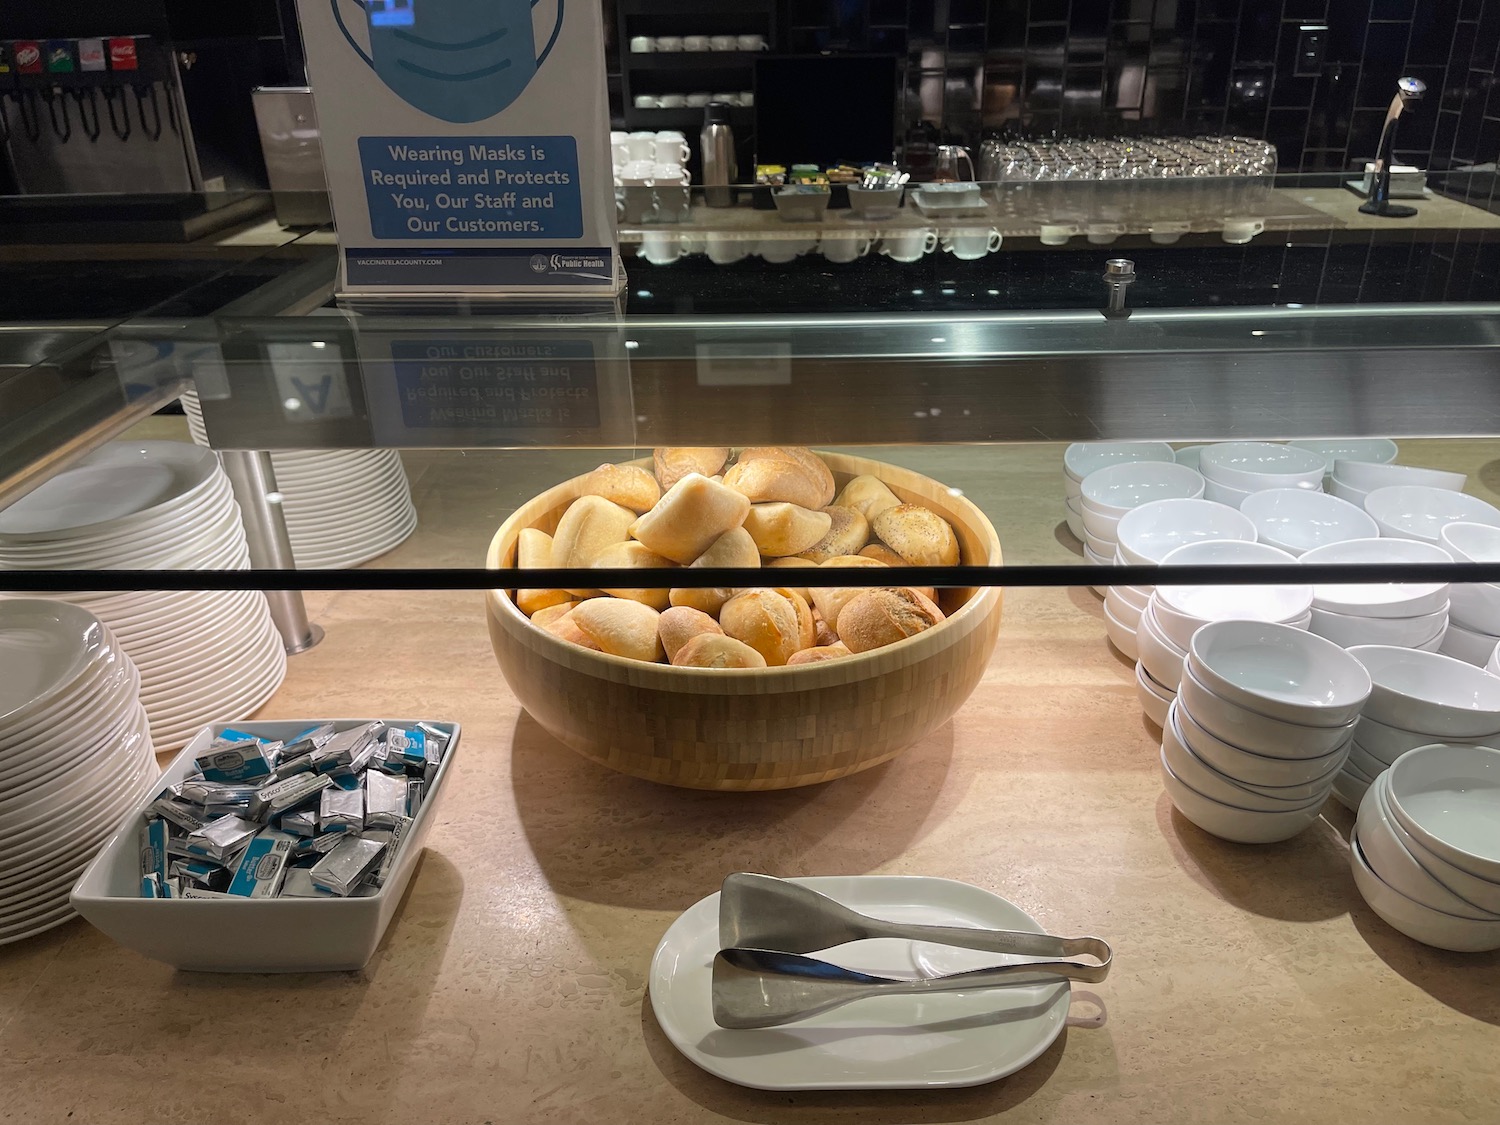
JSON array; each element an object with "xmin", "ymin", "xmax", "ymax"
[{"xmin": 70, "ymin": 718, "xmax": 459, "ymax": 972}]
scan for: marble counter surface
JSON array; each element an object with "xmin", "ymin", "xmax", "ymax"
[{"xmin": 0, "ymin": 433, "xmax": 1497, "ymax": 1124}]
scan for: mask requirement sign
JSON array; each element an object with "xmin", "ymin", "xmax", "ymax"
[{"xmin": 297, "ymin": 0, "xmax": 620, "ymax": 296}]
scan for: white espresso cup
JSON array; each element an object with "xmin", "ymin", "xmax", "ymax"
[
  {"xmin": 658, "ymin": 93, "xmax": 687, "ymax": 109},
  {"xmin": 629, "ymin": 36, "xmax": 654, "ymax": 53},
  {"xmin": 713, "ymin": 92, "xmax": 740, "ymax": 105},
  {"xmin": 652, "ymin": 162, "xmax": 689, "ymax": 185},
  {"xmin": 653, "ymin": 135, "xmax": 690, "ymax": 163},
  {"xmin": 626, "ymin": 131, "xmax": 657, "ymax": 161},
  {"xmin": 686, "ymin": 92, "xmax": 712, "ymax": 107},
  {"xmin": 683, "ymin": 35, "xmax": 710, "ymax": 51},
  {"xmin": 610, "ymin": 131, "xmax": 630, "ymax": 167},
  {"xmin": 709, "ymin": 35, "xmax": 738, "ymax": 50},
  {"xmin": 880, "ymin": 229, "xmax": 939, "ymax": 261},
  {"xmin": 655, "ymin": 35, "xmax": 683, "ymax": 52},
  {"xmin": 632, "ymin": 94, "xmax": 659, "ymax": 110},
  {"xmin": 619, "ymin": 159, "xmax": 656, "ymax": 184},
  {"xmin": 641, "ymin": 231, "xmax": 685, "ymax": 265},
  {"xmin": 758, "ymin": 238, "xmax": 815, "ymax": 263},
  {"xmin": 943, "ymin": 227, "xmax": 1002, "ymax": 259},
  {"xmin": 738, "ymin": 90, "xmax": 754, "ymax": 106},
  {"xmin": 737, "ymin": 34, "xmax": 767, "ymax": 51},
  {"xmin": 706, "ymin": 234, "xmax": 750, "ymax": 264},
  {"xmin": 820, "ymin": 233, "xmax": 873, "ymax": 264}
]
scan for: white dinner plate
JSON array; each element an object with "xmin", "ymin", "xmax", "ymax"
[
  {"xmin": 0, "ymin": 601, "xmax": 115, "ymax": 726},
  {"xmin": 288, "ymin": 509, "xmax": 419, "ymax": 555},
  {"xmin": 648, "ymin": 875, "xmax": 1071, "ymax": 1090},
  {"xmin": 279, "ymin": 478, "xmax": 414, "ymax": 526}
]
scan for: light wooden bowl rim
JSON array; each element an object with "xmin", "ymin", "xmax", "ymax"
[{"xmin": 484, "ymin": 452, "xmax": 1003, "ymax": 691}]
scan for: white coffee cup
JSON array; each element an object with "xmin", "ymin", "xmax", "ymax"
[
  {"xmin": 683, "ymin": 35, "xmax": 710, "ymax": 51},
  {"xmin": 626, "ymin": 132, "xmax": 657, "ymax": 161},
  {"xmin": 942, "ymin": 227, "xmax": 1002, "ymax": 259},
  {"xmin": 656, "ymin": 36, "xmax": 683, "ymax": 52},
  {"xmin": 658, "ymin": 93, "xmax": 687, "ymax": 109},
  {"xmin": 619, "ymin": 185, "xmax": 657, "ymax": 221},
  {"xmin": 1222, "ymin": 218, "xmax": 1264, "ymax": 244},
  {"xmin": 706, "ymin": 234, "xmax": 750, "ymax": 264},
  {"xmin": 686, "ymin": 92, "xmax": 712, "ymax": 107},
  {"xmin": 641, "ymin": 231, "xmax": 685, "ymax": 265},
  {"xmin": 652, "ymin": 162, "xmax": 689, "ymax": 185},
  {"xmin": 629, "ymin": 36, "xmax": 654, "ymax": 53},
  {"xmin": 758, "ymin": 238, "xmax": 814, "ymax": 263},
  {"xmin": 653, "ymin": 135, "xmax": 690, "ymax": 163},
  {"xmin": 620, "ymin": 159, "xmax": 657, "ymax": 183},
  {"xmin": 610, "ymin": 131, "xmax": 630, "ymax": 168},
  {"xmin": 737, "ymin": 34, "xmax": 767, "ymax": 51},
  {"xmin": 632, "ymin": 94, "xmax": 659, "ymax": 110},
  {"xmin": 880, "ymin": 229, "xmax": 938, "ymax": 261},
  {"xmin": 713, "ymin": 92, "xmax": 740, "ymax": 105},
  {"xmin": 710, "ymin": 35, "xmax": 737, "ymax": 50},
  {"xmin": 820, "ymin": 233, "xmax": 873, "ymax": 264},
  {"xmin": 738, "ymin": 90, "xmax": 754, "ymax": 106}
]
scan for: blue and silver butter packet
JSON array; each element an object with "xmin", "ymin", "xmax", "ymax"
[
  {"xmin": 195, "ymin": 738, "xmax": 276, "ymax": 784},
  {"xmin": 227, "ymin": 830, "xmax": 295, "ymax": 898},
  {"xmin": 139, "ymin": 818, "xmax": 170, "ymax": 885}
]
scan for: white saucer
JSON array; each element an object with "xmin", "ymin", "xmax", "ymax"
[{"xmin": 649, "ymin": 875, "xmax": 1071, "ymax": 1090}]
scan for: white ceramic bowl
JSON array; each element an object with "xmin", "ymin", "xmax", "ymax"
[
  {"xmin": 1176, "ymin": 663, "xmax": 1356, "ymax": 759},
  {"xmin": 1176, "ymin": 699, "xmax": 1349, "ymax": 790},
  {"xmin": 1153, "ymin": 541, "xmax": 1310, "ymax": 648},
  {"xmin": 1163, "ymin": 709, "xmax": 1325, "ymax": 811},
  {"xmin": 1356, "ymin": 774, "xmax": 1500, "ymax": 919},
  {"xmin": 1105, "ymin": 588, "xmax": 1145, "ymax": 629},
  {"xmin": 1080, "ymin": 461, "xmax": 1206, "ymax": 518},
  {"xmin": 1438, "ymin": 523, "xmax": 1500, "ymax": 632},
  {"xmin": 1199, "ymin": 442, "xmax": 1326, "ymax": 493},
  {"xmin": 1300, "ymin": 538, "xmax": 1452, "ymax": 619},
  {"xmin": 1083, "ymin": 522, "xmax": 1117, "ymax": 555},
  {"xmin": 1364, "ymin": 486, "xmax": 1500, "ymax": 545},
  {"xmin": 1173, "ymin": 445, "xmax": 1209, "ymax": 473},
  {"xmin": 1289, "ymin": 439, "xmax": 1398, "ymax": 475},
  {"xmin": 1354, "ymin": 712, "xmax": 1483, "ymax": 764},
  {"xmin": 1203, "ymin": 479, "xmax": 1254, "ymax": 508},
  {"xmin": 1327, "ymin": 477, "xmax": 1371, "ymax": 508},
  {"xmin": 1064, "ymin": 508, "xmax": 1085, "ymax": 542},
  {"xmin": 1103, "ymin": 599, "xmax": 1139, "ymax": 660},
  {"xmin": 1161, "ymin": 756, "xmax": 1326, "ymax": 844},
  {"xmin": 1349, "ymin": 830, "xmax": 1500, "ymax": 952},
  {"xmin": 1376, "ymin": 773, "xmax": 1500, "ymax": 914},
  {"xmin": 1108, "ymin": 582, "xmax": 1151, "ymax": 611},
  {"xmin": 1308, "ymin": 604, "xmax": 1449, "ymax": 649},
  {"xmin": 1347, "ymin": 739, "xmax": 1393, "ymax": 779},
  {"xmin": 1136, "ymin": 604, "xmax": 1188, "ymax": 690},
  {"xmin": 1348, "ymin": 645, "xmax": 1500, "ymax": 738},
  {"xmin": 1439, "ymin": 619, "xmax": 1500, "ymax": 666},
  {"xmin": 70, "ymin": 718, "xmax": 460, "ymax": 972},
  {"xmin": 1333, "ymin": 460, "xmax": 1466, "ymax": 494},
  {"xmin": 1385, "ymin": 743, "xmax": 1500, "ymax": 882},
  {"xmin": 1187, "ymin": 619, "xmax": 1372, "ymax": 728},
  {"xmin": 1114, "ymin": 498, "xmax": 1257, "ymax": 566},
  {"xmin": 1489, "ymin": 640, "xmax": 1500, "ymax": 678},
  {"xmin": 1332, "ymin": 769, "xmax": 1371, "ymax": 812},
  {"xmin": 1135, "ymin": 660, "xmax": 1174, "ymax": 727},
  {"xmin": 1084, "ymin": 544, "xmax": 1113, "ymax": 568},
  {"xmin": 1064, "ymin": 441, "xmax": 1175, "ymax": 483},
  {"xmin": 1447, "ymin": 585, "xmax": 1500, "ymax": 635},
  {"xmin": 1239, "ymin": 488, "xmax": 1378, "ymax": 556}
]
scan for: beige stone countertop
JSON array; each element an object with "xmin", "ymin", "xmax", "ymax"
[{"xmin": 1, "ymin": 432, "xmax": 1499, "ymax": 1122}]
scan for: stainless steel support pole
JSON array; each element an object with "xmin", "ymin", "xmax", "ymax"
[{"xmin": 219, "ymin": 449, "xmax": 323, "ymax": 654}]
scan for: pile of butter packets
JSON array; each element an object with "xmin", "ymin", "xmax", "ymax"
[{"xmin": 138, "ymin": 720, "xmax": 451, "ymax": 900}]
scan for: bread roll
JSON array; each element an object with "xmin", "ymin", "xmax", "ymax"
[
  {"xmin": 799, "ymin": 506, "xmax": 870, "ymax": 563},
  {"xmin": 766, "ymin": 556, "xmax": 816, "ymax": 604},
  {"xmin": 743, "ymin": 503, "xmax": 832, "ymax": 557},
  {"xmin": 654, "ymin": 447, "xmax": 729, "ymax": 490},
  {"xmin": 692, "ymin": 525, "xmax": 760, "ymax": 570},
  {"xmin": 723, "ymin": 457, "xmax": 825, "ymax": 510},
  {"xmin": 808, "ymin": 555, "xmax": 888, "ymax": 631},
  {"xmin": 738, "ymin": 447, "xmax": 836, "ymax": 507},
  {"xmin": 591, "ymin": 540, "xmax": 674, "ymax": 610},
  {"xmin": 580, "ymin": 463, "xmax": 660, "ymax": 513},
  {"xmin": 672, "ymin": 633, "xmax": 767, "ymax": 669},
  {"xmin": 551, "ymin": 495, "xmax": 636, "ymax": 572},
  {"xmin": 872, "ymin": 503, "xmax": 961, "ymax": 568},
  {"xmin": 529, "ymin": 601, "xmax": 578, "ymax": 629},
  {"xmin": 812, "ymin": 610, "xmax": 839, "ymax": 648},
  {"xmin": 570, "ymin": 598, "xmax": 663, "ymax": 662},
  {"xmin": 630, "ymin": 473, "xmax": 751, "ymax": 564},
  {"xmin": 772, "ymin": 586, "xmax": 816, "ymax": 652},
  {"xmin": 835, "ymin": 475, "xmax": 902, "ymax": 522},
  {"xmin": 516, "ymin": 528, "xmax": 572, "ymax": 615},
  {"xmin": 669, "ymin": 586, "xmax": 734, "ymax": 618},
  {"xmin": 658, "ymin": 606, "xmax": 724, "ymax": 663},
  {"xmin": 543, "ymin": 610, "xmax": 601, "ymax": 650},
  {"xmin": 858, "ymin": 543, "xmax": 907, "ymax": 567},
  {"xmin": 720, "ymin": 588, "xmax": 811, "ymax": 666},
  {"xmin": 836, "ymin": 588, "xmax": 946, "ymax": 654},
  {"xmin": 787, "ymin": 642, "xmax": 852, "ymax": 666}
]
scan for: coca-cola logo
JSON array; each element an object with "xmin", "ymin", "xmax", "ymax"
[
  {"xmin": 110, "ymin": 39, "xmax": 137, "ymax": 68},
  {"xmin": 15, "ymin": 46, "xmax": 39, "ymax": 68}
]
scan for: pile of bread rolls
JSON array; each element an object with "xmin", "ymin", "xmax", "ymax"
[{"xmin": 513, "ymin": 446, "xmax": 962, "ymax": 669}]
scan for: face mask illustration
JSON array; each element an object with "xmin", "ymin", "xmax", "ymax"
[{"xmin": 333, "ymin": 0, "xmax": 564, "ymax": 124}]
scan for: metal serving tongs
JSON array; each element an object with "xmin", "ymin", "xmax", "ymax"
[{"xmin": 713, "ymin": 874, "xmax": 1111, "ymax": 1029}]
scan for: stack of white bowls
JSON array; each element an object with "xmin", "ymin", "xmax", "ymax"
[
  {"xmin": 1061, "ymin": 441, "xmax": 1174, "ymax": 544},
  {"xmin": 1135, "ymin": 540, "xmax": 1310, "ymax": 726},
  {"xmin": 1302, "ymin": 538, "xmax": 1451, "ymax": 651},
  {"xmin": 0, "ymin": 600, "xmax": 158, "ymax": 944},
  {"xmin": 1351, "ymin": 743, "xmax": 1500, "ymax": 951},
  {"xmin": 1161, "ymin": 620, "xmax": 1370, "ymax": 843},
  {"xmin": 1079, "ymin": 461, "xmax": 1205, "ymax": 593},
  {"xmin": 1105, "ymin": 498, "xmax": 1257, "ymax": 661},
  {"xmin": 1238, "ymin": 487, "xmax": 1377, "ymax": 555},
  {"xmin": 1337, "ymin": 646, "xmax": 1500, "ymax": 811},
  {"xmin": 1197, "ymin": 442, "xmax": 1327, "ymax": 508},
  {"xmin": 1329, "ymin": 459, "xmax": 1464, "ymax": 510},
  {"xmin": 0, "ymin": 440, "xmax": 286, "ymax": 753},
  {"xmin": 182, "ymin": 390, "xmax": 417, "ymax": 569},
  {"xmin": 1363, "ymin": 485, "xmax": 1500, "ymax": 546},
  {"xmin": 1288, "ymin": 438, "xmax": 1398, "ymax": 487},
  {"xmin": 1437, "ymin": 523, "xmax": 1500, "ymax": 665}
]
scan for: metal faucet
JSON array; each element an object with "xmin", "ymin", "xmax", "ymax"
[{"xmin": 1361, "ymin": 77, "xmax": 1426, "ymax": 218}]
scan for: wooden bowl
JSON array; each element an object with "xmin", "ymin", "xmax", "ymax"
[{"xmin": 484, "ymin": 453, "xmax": 1003, "ymax": 790}]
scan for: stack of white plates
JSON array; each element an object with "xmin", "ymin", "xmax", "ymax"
[
  {"xmin": 1061, "ymin": 442, "xmax": 1174, "ymax": 544},
  {"xmin": 1336, "ymin": 646, "xmax": 1500, "ymax": 811},
  {"xmin": 0, "ymin": 601, "xmax": 157, "ymax": 944},
  {"xmin": 1302, "ymin": 538, "xmax": 1450, "ymax": 651},
  {"xmin": 181, "ymin": 390, "xmax": 417, "ymax": 570},
  {"xmin": 1351, "ymin": 744, "xmax": 1500, "ymax": 951},
  {"xmin": 1197, "ymin": 442, "xmax": 1327, "ymax": 509},
  {"xmin": 0, "ymin": 441, "xmax": 286, "ymax": 752}
]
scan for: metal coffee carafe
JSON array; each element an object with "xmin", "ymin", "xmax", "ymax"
[
  {"xmin": 933, "ymin": 144, "xmax": 975, "ymax": 182},
  {"xmin": 700, "ymin": 102, "xmax": 736, "ymax": 208}
]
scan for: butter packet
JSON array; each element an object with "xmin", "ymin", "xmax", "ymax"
[
  {"xmin": 196, "ymin": 738, "xmax": 276, "ymax": 784},
  {"xmin": 139, "ymin": 819, "xmax": 170, "ymax": 885},
  {"xmin": 319, "ymin": 786, "xmax": 364, "ymax": 834},
  {"xmin": 227, "ymin": 830, "xmax": 295, "ymax": 898},
  {"xmin": 310, "ymin": 835, "xmax": 386, "ymax": 897},
  {"xmin": 364, "ymin": 771, "xmax": 407, "ymax": 830}
]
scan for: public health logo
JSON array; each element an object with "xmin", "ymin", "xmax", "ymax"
[{"xmin": 529, "ymin": 254, "xmax": 551, "ymax": 274}]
